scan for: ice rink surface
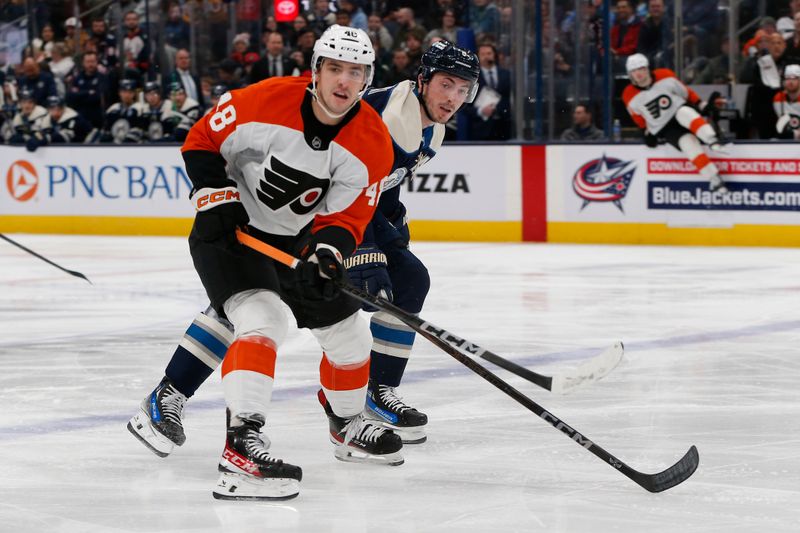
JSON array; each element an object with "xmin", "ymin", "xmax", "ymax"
[{"xmin": 1, "ymin": 234, "xmax": 798, "ymax": 532}]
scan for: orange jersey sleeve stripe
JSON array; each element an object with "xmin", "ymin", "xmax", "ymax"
[
  {"xmin": 319, "ymin": 353, "xmax": 370, "ymax": 391},
  {"xmin": 221, "ymin": 336, "xmax": 278, "ymax": 378},
  {"xmin": 622, "ymin": 84, "xmax": 639, "ymax": 107}
]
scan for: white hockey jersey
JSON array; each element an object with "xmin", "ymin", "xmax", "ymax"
[
  {"xmin": 773, "ymin": 90, "xmax": 800, "ymax": 136},
  {"xmin": 623, "ymin": 69, "xmax": 702, "ymax": 134},
  {"xmin": 182, "ymin": 76, "xmax": 393, "ymax": 251}
]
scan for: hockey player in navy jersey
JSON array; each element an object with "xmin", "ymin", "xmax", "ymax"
[
  {"xmin": 126, "ymin": 40, "xmax": 479, "ymax": 463},
  {"xmin": 350, "ymin": 41, "xmax": 480, "ymax": 443}
]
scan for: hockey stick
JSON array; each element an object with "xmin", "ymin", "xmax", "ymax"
[
  {"xmin": 236, "ymin": 230, "xmax": 620, "ymax": 393},
  {"xmin": 235, "ymin": 230, "xmax": 699, "ymax": 492},
  {"xmin": 0, "ymin": 233, "xmax": 91, "ymax": 284}
]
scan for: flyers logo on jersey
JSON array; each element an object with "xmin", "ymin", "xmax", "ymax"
[
  {"xmin": 193, "ymin": 186, "xmax": 241, "ymax": 211},
  {"xmin": 644, "ymin": 95, "xmax": 672, "ymax": 119},
  {"xmin": 6, "ymin": 160, "xmax": 38, "ymax": 202},
  {"xmin": 258, "ymin": 155, "xmax": 330, "ymax": 215}
]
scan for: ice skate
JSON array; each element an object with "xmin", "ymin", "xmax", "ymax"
[
  {"xmin": 366, "ymin": 379, "xmax": 428, "ymax": 444},
  {"xmin": 127, "ymin": 377, "xmax": 187, "ymax": 457},
  {"xmin": 319, "ymin": 390, "xmax": 403, "ymax": 466},
  {"xmin": 709, "ymin": 175, "xmax": 729, "ymax": 194},
  {"xmin": 213, "ymin": 413, "xmax": 302, "ymax": 501}
]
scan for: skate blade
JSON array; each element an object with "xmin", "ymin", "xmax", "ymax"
[
  {"xmin": 127, "ymin": 411, "xmax": 174, "ymax": 458},
  {"xmin": 213, "ymin": 472, "xmax": 300, "ymax": 501},
  {"xmin": 333, "ymin": 446, "xmax": 404, "ymax": 466}
]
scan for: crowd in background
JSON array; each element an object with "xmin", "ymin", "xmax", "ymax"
[{"xmin": 0, "ymin": 0, "xmax": 799, "ymax": 147}]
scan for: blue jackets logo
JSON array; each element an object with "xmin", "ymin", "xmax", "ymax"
[{"xmin": 572, "ymin": 154, "xmax": 636, "ymax": 212}]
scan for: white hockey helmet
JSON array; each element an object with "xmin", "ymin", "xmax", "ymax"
[
  {"xmin": 626, "ymin": 53, "xmax": 649, "ymax": 74},
  {"xmin": 784, "ymin": 64, "xmax": 800, "ymax": 79},
  {"xmin": 311, "ymin": 25, "xmax": 375, "ymax": 93}
]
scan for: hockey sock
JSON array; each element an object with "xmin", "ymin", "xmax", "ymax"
[
  {"xmin": 222, "ymin": 336, "xmax": 277, "ymax": 419},
  {"xmin": 319, "ymin": 353, "xmax": 370, "ymax": 417},
  {"xmin": 165, "ymin": 309, "xmax": 233, "ymax": 397},
  {"xmin": 369, "ymin": 311, "xmax": 416, "ymax": 387}
]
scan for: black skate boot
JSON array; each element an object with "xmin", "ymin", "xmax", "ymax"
[
  {"xmin": 213, "ymin": 412, "xmax": 302, "ymax": 501},
  {"xmin": 366, "ymin": 379, "xmax": 428, "ymax": 444},
  {"xmin": 127, "ymin": 377, "xmax": 187, "ymax": 457},
  {"xmin": 318, "ymin": 390, "xmax": 403, "ymax": 466}
]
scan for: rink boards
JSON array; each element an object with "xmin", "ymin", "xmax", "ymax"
[{"xmin": 1, "ymin": 143, "xmax": 798, "ymax": 246}]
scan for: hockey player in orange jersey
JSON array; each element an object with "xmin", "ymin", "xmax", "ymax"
[
  {"xmin": 129, "ymin": 26, "xmax": 399, "ymax": 501},
  {"xmin": 622, "ymin": 53, "xmax": 731, "ymax": 193}
]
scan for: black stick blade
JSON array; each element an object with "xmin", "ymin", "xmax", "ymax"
[{"xmin": 633, "ymin": 445, "xmax": 699, "ymax": 493}]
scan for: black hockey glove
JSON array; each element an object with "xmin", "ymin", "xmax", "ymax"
[
  {"xmin": 190, "ymin": 186, "xmax": 249, "ymax": 253},
  {"xmin": 644, "ymin": 132, "xmax": 659, "ymax": 148},
  {"xmin": 294, "ymin": 244, "xmax": 345, "ymax": 301},
  {"xmin": 373, "ymin": 204, "xmax": 410, "ymax": 250},
  {"xmin": 344, "ymin": 245, "xmax": 392, "ymax": 312}
]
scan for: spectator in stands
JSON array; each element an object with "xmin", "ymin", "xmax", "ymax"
[
  {"xmin": 560, "ymin": 104, "xmax": 604, "ymax": 141},
  {"xmin": 27, "ymin": 95, "xmax": 92, "ymax": 150},
  {"xmin": 19, "ymin": 57, "xmax": 57, "ymax": 106},
  {"xmin": 741, "ymin": 32, "xmax": 788, "ymax": 138},
  {"xmin": 776, "ymin": 0, "xmax": 800, "ymax": 32},
  {"xmin": 48, "ymin": 43, "xmax": 74, "ymax": 97},
  {"xmin": 230, "ymin": 33, "xmax": 254, "ymax": 68},
  {"xmin": 637, "ymin": 0, "xmax": 672, "ymax": 69},
  {"xmin": 205, "ymin": 0, "xmax": 229, "ymax": 62},
  {"xmin": 294, "ymin": 28, "xmax": 317, "ymax": 74},
  {"xmin": 307, "ymin": 0, "xmax": 336, "ymax": 36},
  {"xmin": 215, "ymin": 58, "xmax": 243, "ymax": 92},
  {"xmin": 368, "ymin": 33, "xmax": 392, "ymax": 89},
  {"xmin": 339, "ymin": 0, "xmax": 368, "ymax": 31},
  {"xmin": 773, "ymin": 63, "xmax": 800, "ymax": 139},
  {"xmin": 8, "ymin": 90, "xmax": 47, "ymax": 146},
  {"xmin": 249, "ymin": 31, "xmax": 299, "ymax": 84},
  {"xmin": 611, "ymin": 0, "xmax": 642, "ymax": 72},
  {"xmin": 785, "ymin": 12, "xmax": 800, "ymax": 64},
  {"xmin": 425, "ymin": 0, "xmax": 465, "ymax": 31},
  {"xmin": 404, "ymin": 31, "xmax": 425, "ymax": 74},
  {"xmin": 368, "ymin": 14, "xmax": 394, "ymax": 51},
  {"xmin": 696, "ymin": 37, "xmax": 732, "ymax": 84},
  {"xmin": 393, "ymin": 8, "xmax": 427, "ymax": 50},
  {"xmin": 164, "ymin": 3, "xmax": 190, "ymax": 52},
  {"xmin": 334, "ymin": 8, "xmax": 353, "ymax": 29},
  {"xmin": 89, "ymin": 17, "xmax": 118, "ymax": 71},
  {"xmin": 383, "ymin": 49, "xmax": 415, "ymax": 86},
  {"xmin": 122, "ymin": 11, "xmax": 148, "ymax": 80},
  {"xmin": 285, "ymin": 15, "xmax": 310, "ymax": 48},
  {"xmin": 742, "ymin": 18, "xmax": 777, "ymax": 57},
  {"xmin": 63, "ymin": 17, "xmax": 89, "ymax": 59},
  {"xmin": 27, "ymin": 23, "xmax": 54, "ymax": 63},
  {"xmin": 66, "ymin": 51, "xmax": 109, "ymax": 129},
  {"xmin": 464, "ymin": 42, "xmax": 511, "ymax": 140},
  {"xmin": 424, "ymin": 8, "xmax": 461, "ymax": 48},
  {"xmin": 164, "ymin": 48, "xmax": 203, "ymax": 109},
  {"xmin": 469, "ymin": 0, "xmax": 500, "ymax": 42}
]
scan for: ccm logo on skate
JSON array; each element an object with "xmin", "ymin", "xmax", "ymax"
[
  {"xmin": 6, "ymin": 160, "xmax": 38, "ymax": 202},
  {"xmin": 223, "ymin": 449, "xmax": 260, "ymax": 475},
  {"xmin": 193, "ymin": 187, "xmax": 241, "ymax": 211}
]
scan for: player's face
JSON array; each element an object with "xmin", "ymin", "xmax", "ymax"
[
  {"xmin": 629, "ymin": 67, "xmax": 651, "ymax": 87},
  {"xmin": 422, "ymin": 73, "xmax": 471, "ymax": 123},
  {"xmin": 145, "ymin": 91, "xmax": 160, "ymax": 106},
  {"xmin": 119, "ymin": 89, "xmax": 135, "ymax": 105},
  {"xmin": 20, "ymin": 100, "xmax": 34, "ymax": 114},
  {"xmin": 786, "ymin": 77, "xmax": 800, "ymax": 93},
  {"xmin": 316, "ymin": 59, "xmax": 366, "ymax": 114}
]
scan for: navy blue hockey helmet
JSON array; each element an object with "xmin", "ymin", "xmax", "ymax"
[
  {"xmin": 18, "ymin": 88, "xmax": 35, "ymax": 102},
  {"xmin": 418, "ymin": 41, "xmax": 480, "ymax": 103},
  {"xmin": 168, "ymin": 81, "xmax": 184, "ymax": 94},
  {"xmin": 119, "ymin": 78, "xmax": 137, "ymax": 91},
  {"xmin": 144, "ymin": 80, "xmax": 161, "ymax": 93},
  {"xmin": 46, "ymin": 95, "xmax": 65, "ymax": 108}
]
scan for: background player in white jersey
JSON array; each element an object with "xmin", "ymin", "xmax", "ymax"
[
  {"xmin": 128, "ymin": 25, "xmax": 398, "ymax": 501},
  {"xmin": 622, "ymin": 53, "xmax": 730, "ymax": 193},
  {"xmin": 347, "ymin": 41, "xmax": 480, "ymax": 443},
  {"xmin": 126, "ymin": 41, "xmax": 479, "ymax": 457},
  {"xmin": 774, "ymin": 64, "xmax": 800, "ymax": 139}
]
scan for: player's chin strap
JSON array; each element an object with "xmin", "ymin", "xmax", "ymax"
[{"xmin": 307, "ymin": 85, "xmax": 355, "ymax": 120}]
